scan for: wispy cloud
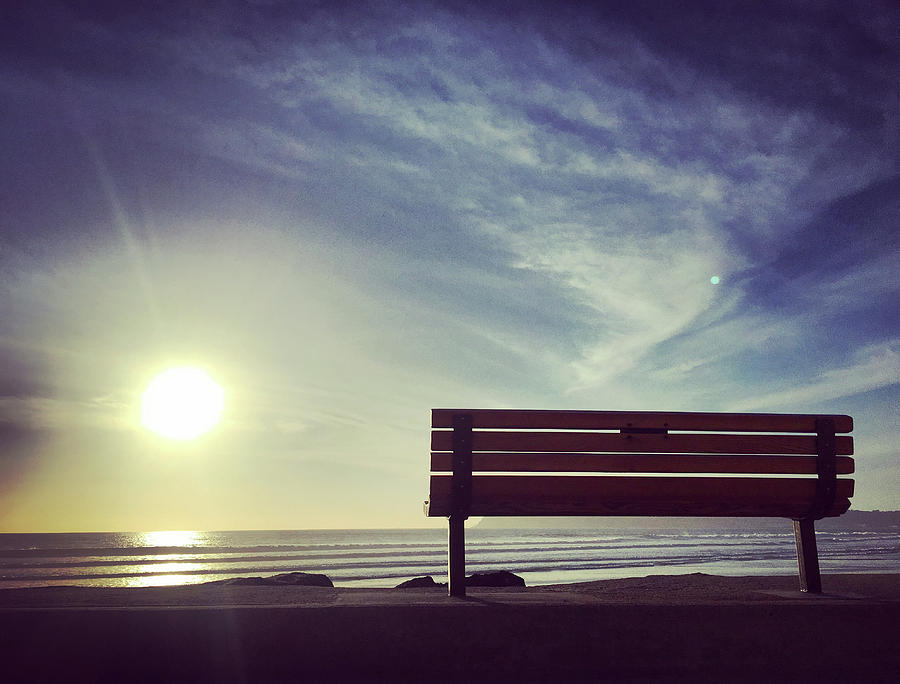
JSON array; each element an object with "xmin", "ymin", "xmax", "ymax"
[
  {"xmin": 729, "ymin": 340, "xmax": 900, "ymax": 411},
  {"xmin": 1, "ymin": 1, "xmax": 897, "ymax": 525},
  {"xmin": 6, "ymin": 1, "xmax": 894, "ymax": 400}
]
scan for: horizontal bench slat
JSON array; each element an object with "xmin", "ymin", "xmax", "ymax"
[
  {"xmin": 431, "ymin": 431, "xmax": 854, "ymax": 455},
  {"xmin": 426, "ymin": 475, "xmax": 854, "ymax": 518},
  {"xmin": 432, "ymin": 409, "xmax": 853, "ymax": 433},
  {"xmin": 430, "ymin": 452, "xmax": 855, "ymax": 475}
]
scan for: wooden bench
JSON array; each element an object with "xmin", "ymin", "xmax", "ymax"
[{"xmin": 425, "ymin": 409, "xmax": 854, "ymax": 597}]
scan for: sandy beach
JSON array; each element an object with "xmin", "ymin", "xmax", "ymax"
[{"xmin": 2, "ymin": 573, "xmax": 898, "ymax": 682}]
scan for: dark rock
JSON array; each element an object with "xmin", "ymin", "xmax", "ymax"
[
  {"xmin": 270, "ymin": 572, "xmax": 333, "ymax": 587},
  {"xmin": 216, "ymin": 577, "xmax": 266, "ymax": 586},
  {"xmin": 395, "ymin": 575, "xmax": 446, "ymax": 589},
  {"xmin": 210, "ymin": 572, "xmax": 333, "ymax": 587},
  {"xmin": 466, "ymin": 571, "xmax": 525, "ymax": 587}
]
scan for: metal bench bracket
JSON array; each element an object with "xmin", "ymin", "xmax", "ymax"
[
  {"xmin": 449, "ymin": 414, "xmax": 472, "ymax": 598},
  {"xmin": 792, "ymin": 418, "xmax": 837, "ymax": 593}
]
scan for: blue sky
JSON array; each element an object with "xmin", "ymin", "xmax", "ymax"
[{"xmin": 1, "ymin": 0, "xmax": 897, "ymax": 531}]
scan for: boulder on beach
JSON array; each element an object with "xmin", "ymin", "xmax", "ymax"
[
  {"xmin": 212, "ymin": 572, "xmax": 333, "ymax": 587},
  {"xmin": 395, "ymin": 576, "xmax": 446, "ymax": 589},
  {"xmin": 271, "ymin": 572, "xmax": 334, "ymax": 587},
  {"xmin": 466, "ymin": 571, "xmax": 525, "ymax": 587},
  {"xmin": 214, "ymin": 577, "xmax": 267, "ymax": 586}
]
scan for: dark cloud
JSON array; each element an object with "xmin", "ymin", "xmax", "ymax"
[
  {"xmin": 544, "ymin": 0, "xmax": 898, "ymax": 129},
  {"xmin": 0, "ymin": 359, "xmax": 52, "ymax": 402},
  {"xmin": 0, "ymin": 422, "xmax": 47, "ymax": 506},
  {"xmin": 742, "ymin": 175, "xmax": 899, "ymax": 310}
]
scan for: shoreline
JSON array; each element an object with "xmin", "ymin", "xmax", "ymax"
[
  {"xmin": 2, "ymin": 573, "xmax": 898, "ymax": 682},
  {"xmin": 3, "ymin": 524, "xmax": 896, "ymax": 592},
  {"xmin": 2, "ymin": 571, "xmax": 899, "ymax": 607}
]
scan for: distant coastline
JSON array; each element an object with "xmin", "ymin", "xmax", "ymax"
[{"xmin": 474, "ymin": 509, "xmax": 900, "ymax": 532}]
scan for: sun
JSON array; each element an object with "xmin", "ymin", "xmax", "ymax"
[{"xmin": 141, "ymin": 367, "xmax": 224, "ymax": 440}]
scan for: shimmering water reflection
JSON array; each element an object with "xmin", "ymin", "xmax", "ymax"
[{"xmin": 2, "ymin": 528, "xmax": 898, "ymax": 589}]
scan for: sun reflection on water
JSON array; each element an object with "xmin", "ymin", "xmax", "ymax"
[
  {"xmin": 120, "ymin": 574, "xmax": 206, "ymax": 588},
  {"xmin": 119, "ymin": 531, "xmax": 209, "ymax": 587},
  {"xmin": 139, "ymin": 530, "xmax": 204, "ymax": 548}
]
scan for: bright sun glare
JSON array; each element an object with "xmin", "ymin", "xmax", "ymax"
[{"xmin": 141, "ymin": 367, "xmax": 224, "ymax": 440}]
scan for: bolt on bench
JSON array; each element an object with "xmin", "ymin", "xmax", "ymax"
[{"xmin": 425, "ymin": 409, "xmax": 854, "ymax": 597}]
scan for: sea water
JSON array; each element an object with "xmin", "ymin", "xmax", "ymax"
[{"xmin": 1, "ymin": 527, "xmax": 898, "ymax": 589}]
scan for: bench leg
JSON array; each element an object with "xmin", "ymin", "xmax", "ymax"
[
  {"xmin": 793, "ymin": 518, "xmax": 822, "ymax": 593},
  {"xmin": 448, "ymin": 514, "xmax": 466, "ymax": 597}
]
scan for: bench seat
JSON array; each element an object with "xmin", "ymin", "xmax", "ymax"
[{"xmin": 425, "ymin": 409, "xmax": 854, "ymax": 596}]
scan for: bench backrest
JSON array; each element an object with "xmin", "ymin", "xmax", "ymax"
[{"xmin": 426, "ymin": 409, "xmax": 854, "ymax": 520}]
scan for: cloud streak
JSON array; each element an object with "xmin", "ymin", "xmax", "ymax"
[{"xmin": 730, "ymin": 340, "xmax": 900, "ymax": 411}]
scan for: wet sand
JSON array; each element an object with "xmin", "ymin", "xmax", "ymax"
[{"xmin": 2, "ymin": 573, "xmax": 898, "ymax": 682}]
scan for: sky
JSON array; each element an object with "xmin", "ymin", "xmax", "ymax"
[{"xmin": 1, "ymin": 0, "xmax": 897, "ymax": 532}]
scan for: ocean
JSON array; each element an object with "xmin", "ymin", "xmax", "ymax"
[{"xmin": 2, "ymin": 525, "xmax": 898, "ymax": 589}]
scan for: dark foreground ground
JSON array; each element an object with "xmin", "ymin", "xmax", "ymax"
[{"xmin": 1, "ymin": 573, "xmax": 898, "ymax": 682}]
